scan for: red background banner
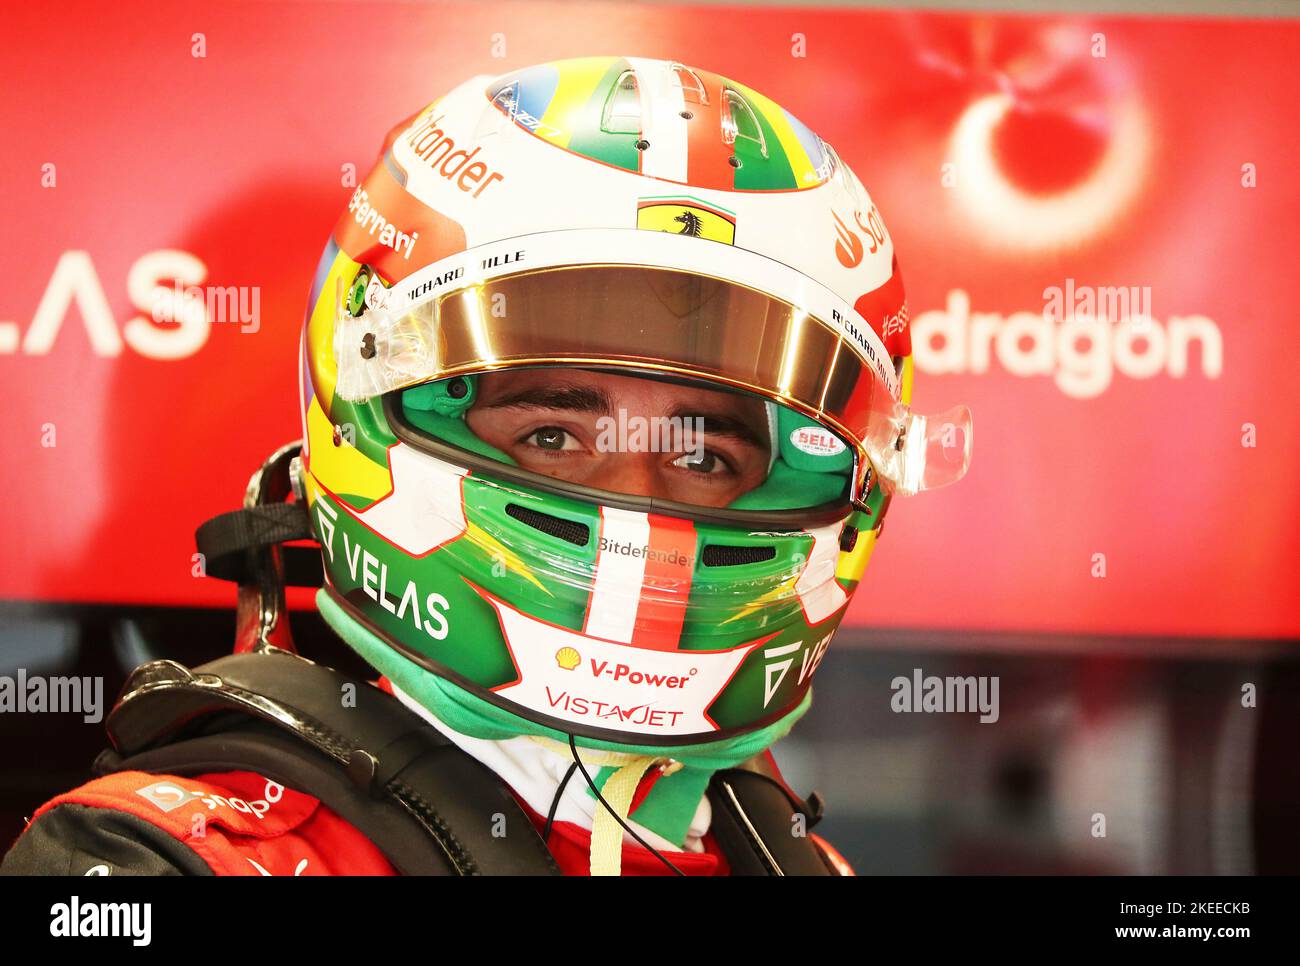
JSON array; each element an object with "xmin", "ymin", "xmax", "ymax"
[{"xmin": 1, "ymin": 1, "xmax": 1296, "ymax": 640}]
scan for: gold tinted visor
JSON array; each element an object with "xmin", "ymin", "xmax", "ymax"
[{"xmin": 335, "ymin": 264, "xmax": 970, "ymax": 501}]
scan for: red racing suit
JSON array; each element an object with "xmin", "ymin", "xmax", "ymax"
[{"xmin": 1, "ymin": 760, "xmax": 855, "ymax": 876}]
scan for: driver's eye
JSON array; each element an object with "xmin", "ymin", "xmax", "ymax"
[
  {"xmin": 672, "ymin": 450, "xmax": 723, "ymax": 474},
  {"xmin": 527, "ymin": 427, "xmax": 574, "ymax": 451}
]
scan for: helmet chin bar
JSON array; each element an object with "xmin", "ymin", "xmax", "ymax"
[{"xmin": 210, "ymin": 411, "xmax": 967, "ymax": 660}]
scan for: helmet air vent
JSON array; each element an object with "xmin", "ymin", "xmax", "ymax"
[
  {"xmin": 505, "ymin": 503, "xmax": 591, "ymax": 547},
  {"xmin": 602, "ymin": 69, "xmax": 642, "ymax": 135},
  {"xmin": 701, "ymin": 544, "xmax": 777, "ymax": 567},
  {"xmin": 669, "ymin": 63, "xmax": 709, "ymax": 105},
  {"xmin": 720, "ymin": 88, "xmax": 767, "ymax": 159}
]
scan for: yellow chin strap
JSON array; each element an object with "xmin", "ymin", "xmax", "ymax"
[{"xmin": 530, "ymin": 736, "xmax": 680, "ymax": 876}]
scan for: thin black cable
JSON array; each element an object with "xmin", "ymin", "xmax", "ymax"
[
  {"xmin": 567, "ymin": 733, "xmax": 685, "ymax": 876},
  {"xmin": 543, "ymin": 761, "xmax": 579, "ymax": 845}
]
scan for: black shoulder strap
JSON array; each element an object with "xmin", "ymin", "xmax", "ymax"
[
  {"xmin": 98, "ymin": 650, "xmax": 560, "ymax": 876},
  {"xmin": 195, "ymin": 504, "xmax": 324, "ymax": 587},
  {"xmin": 706, "ymin": 761, "xmax": 839, "ymax": 876}
]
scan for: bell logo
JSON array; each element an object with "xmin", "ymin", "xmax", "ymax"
[
  {"xmin": 555, "ymin": 646, "xmax": 581, "ymax": 671},
  {"xmin": 789, "ymin": 426, "xmax": 846, "ymax": 457}
]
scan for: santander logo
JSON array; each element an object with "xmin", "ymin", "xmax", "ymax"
[
  {"xmin": 833, "ymin": 211, "xmax": 863, "ymax": 268},
  {"xmin": 404, "ymin": 112, "xmax": 506, "ymax": 199},
  {"xmin": 833, "ymin": 205, "xmax": 888, "ymax": 269}
]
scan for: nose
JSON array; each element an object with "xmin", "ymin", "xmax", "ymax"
[{"xmin": 599, "ymin": 452, "xmax": 669, "ymax": 501}]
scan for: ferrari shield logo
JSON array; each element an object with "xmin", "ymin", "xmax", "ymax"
[{"xmin": 636, "ymin": 196, "xmax": 736, "ymax": 244}]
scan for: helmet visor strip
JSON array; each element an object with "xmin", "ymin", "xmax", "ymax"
[{"xmin": 334, "ymin": 239, "xmax": 970, "ymax": 502}]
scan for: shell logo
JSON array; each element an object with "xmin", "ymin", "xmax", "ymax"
[{"xmin": 555, "ymin": 646, "xmax": 581, "ymax": 671}]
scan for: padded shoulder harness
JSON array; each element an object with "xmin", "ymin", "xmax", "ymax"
[{"xmin": 98, "ymin": 650, "xmax": 838, "ymax": 875}]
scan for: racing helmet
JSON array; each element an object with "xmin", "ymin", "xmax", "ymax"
[{"xmin": 299, "ymin": 57, "xmax": 971, "ymax": 747}]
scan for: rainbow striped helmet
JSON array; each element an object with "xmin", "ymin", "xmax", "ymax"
[{"xmin": 300, "ymin": 57, "xmax": 970, "ymax": 745}]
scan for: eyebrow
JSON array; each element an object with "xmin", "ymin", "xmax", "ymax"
[
  {"xmin": 668, "ymin": 406, "xmax": 768, "ymax": 451},
  {"xmin": 476, "ymin": 386, "xmax": 769, "ymax": 452},
  {"xmin": 476, "ymin": 385, "xmax": 613, "ymax": 414}
]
